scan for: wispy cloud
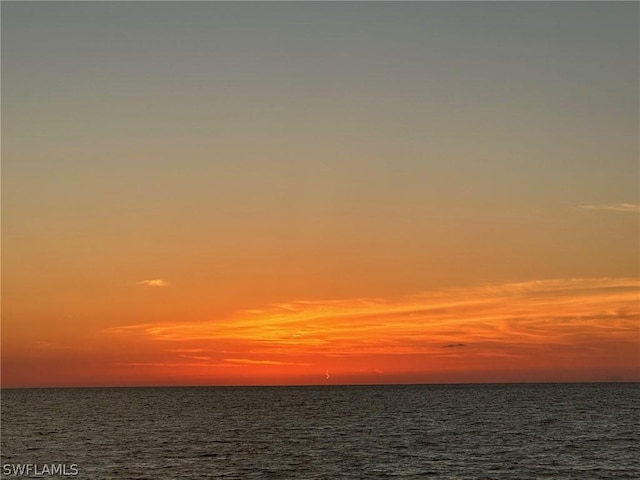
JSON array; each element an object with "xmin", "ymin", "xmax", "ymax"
[
  {"xmin": 137, "ymin": 279, "xmax": 170, "ymax": 288},
  {"xmin": 224, "ymin": 358, "xmax": 312, "ymax": 366},
  {"xmin": 108, "ymin": 278, "xmax": 639, "ymax": 364},
  {"xmin": 179, "ymin": 355, "xmax": 212, "ymax": 362},
  {"xmin": 167, "ymin": 348, "xmax": 208, "ymax": 354},
  {"xmin": 113, "ymin": 361, "xmax": 242, "ymax": 368},
  {"xmin": 581, "ymin": 203, "xmax": 640, "ymax": 212}
]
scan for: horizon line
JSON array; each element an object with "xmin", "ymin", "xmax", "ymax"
[{"xmin": 2, "ymin": 380, "xmax": 638, "ymax": 390}]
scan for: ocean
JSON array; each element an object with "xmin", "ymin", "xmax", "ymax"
[{"xmin": 1, "ymin": 383, "xmax": 638, "ymax": 479}]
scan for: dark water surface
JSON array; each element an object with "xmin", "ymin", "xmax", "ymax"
[{"xmin": 1, "ymin": 383, "xmax": 638, "ymax": 479}]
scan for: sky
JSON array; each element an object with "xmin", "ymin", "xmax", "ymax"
[{"xmin": 2, "ymin": 1, "xmax": 638, "ymax": 387}]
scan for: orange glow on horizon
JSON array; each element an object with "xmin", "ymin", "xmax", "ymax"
[{"xmin": 3, "ymin": 278, "xmax": 637, "ymax": 387}]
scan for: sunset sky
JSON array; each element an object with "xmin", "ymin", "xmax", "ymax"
[{"xmin": 2, "ymin": 2, "xmax": 638, "ymax": 387}]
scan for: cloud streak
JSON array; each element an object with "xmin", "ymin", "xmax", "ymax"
[
  {"xmin": 224, "ymin": 358, "xmax": 312, "ymax": 366},
  {"xmin": 137, "ymin": 279, "xmax": 170, "ymax": 288},
  {"xmin": 581, "ymin": 203, "xmax": 640, "ymax": 212},
  {"xmin": 108, "ymin": 278, "xmax": 639, "ymax": 369}
]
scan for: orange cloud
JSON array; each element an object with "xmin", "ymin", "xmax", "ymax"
[
  {"xmin": 137, "ymin": 279, "xmax": 170, "ymax": 288},
  {"xmin": 106, "ymin": 278, "xmax": 639, "ymax": 382},
  {"xmin": 223, "ymin": 358, "xmax": 312, "ymax": 366}
]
